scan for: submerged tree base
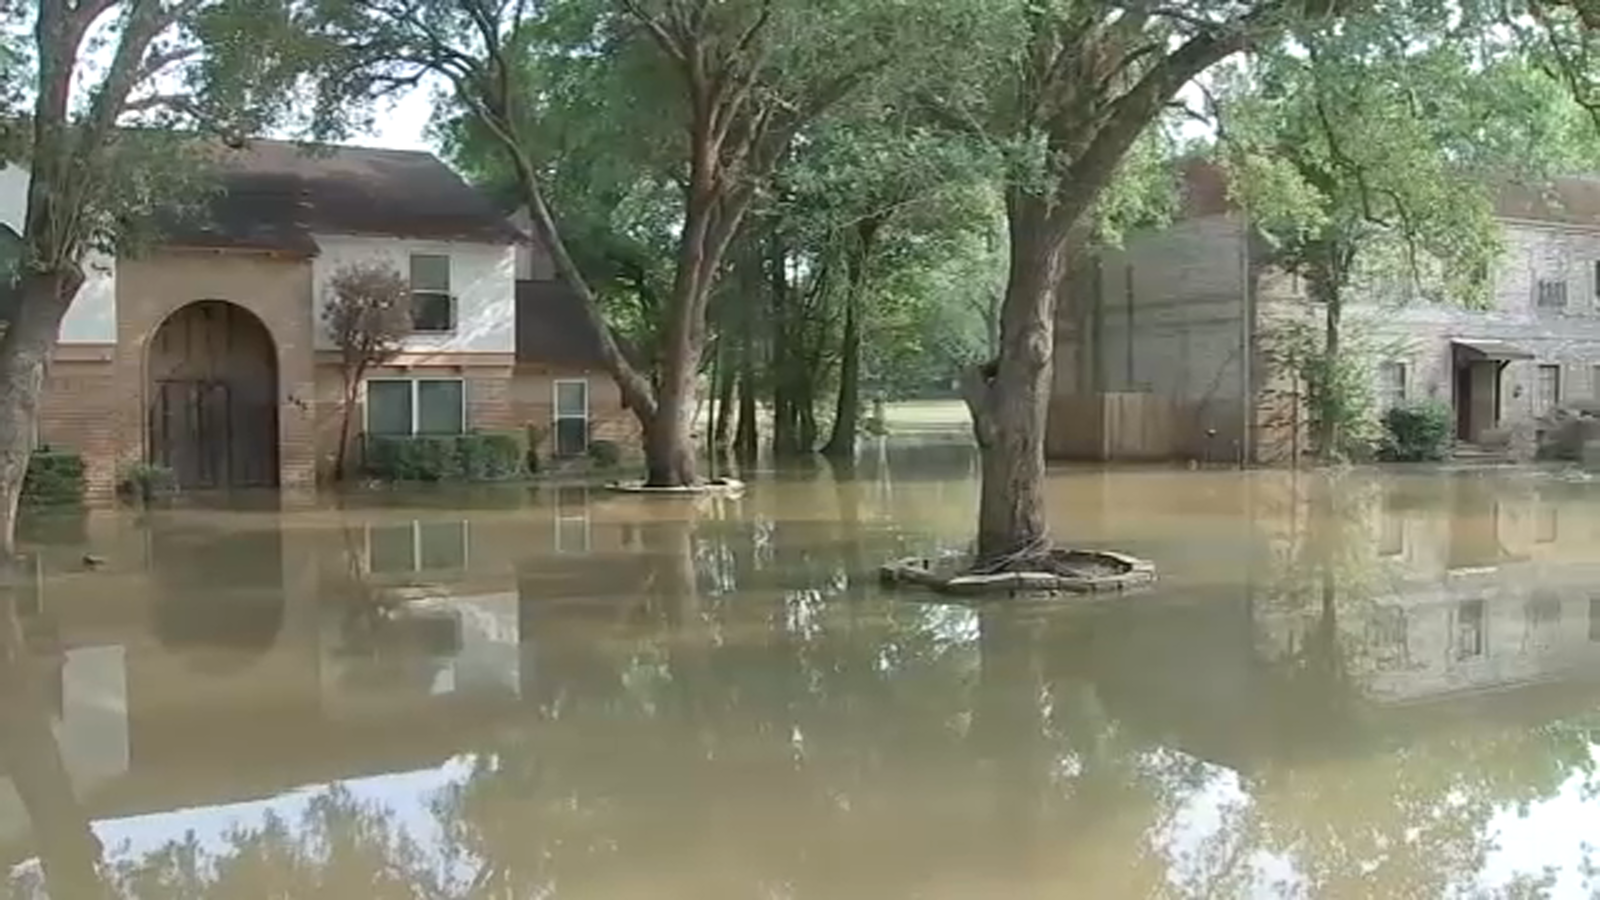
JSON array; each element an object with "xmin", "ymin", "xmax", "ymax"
[
  {"xmin": 879, "ymin": 549, "xmax": 1155, "ymax": 598},
  {"xmin": 607, "ymin": 478, "xmax": 746, "ymax": 497}
]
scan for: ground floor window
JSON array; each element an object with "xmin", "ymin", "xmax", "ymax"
[
  {"xmin": 553, "ymin": 378, "xmax": 590, "ymax": 457},
  {"xmin": 1537, "ymin": 364, "xmax": 1562, "ymax": 414},
  {"xmin": 1455, "ymin": 599, "xmax": 1486, "ymax": 660},
  {"xmin": 1378, "ymin": 361, "xmax": 1408, "ymax": 409},
  {"xmin": 367, "ymin": 378, "xmax": 466, "ymax": 436}
]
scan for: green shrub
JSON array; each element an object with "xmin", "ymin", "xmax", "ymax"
[
  {"xmin": 586, "ymin": 439, "xmax": 622, "ymax": 469},
  {"xmin": 23, "ymin": 449, "xmax": 85, "ymax": 507},
  {"xmin": 1379, "ymin": 402, "xmax": 1454, "ymax": 462},
  {"xmin": 461, "ymin": 432, "xmax": 524, "ymax": 480},
  {"xmin": 365, "ymin": 433, "xmax": 524, "ymax": 482},
  {"xmin": 118, "ymin": 463, "xmax": 176, "ymax": 504}
]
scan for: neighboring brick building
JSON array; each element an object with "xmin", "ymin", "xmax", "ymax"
[
  {"xmin": 2, "ymin": 140, "xmax": 634, "ymax": 495},
  {"xmin": 1049, "ymin": 161, "xmax": 1600, "ymax": 463}
]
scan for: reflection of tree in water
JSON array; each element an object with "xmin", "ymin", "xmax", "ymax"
[
  {"xmin": 101, "ymin": 788, "xmax": 445, "ymax": 899},
  {"xmin": 9, "ymin": 499, "xmax": 1600, "ymax": 898}
]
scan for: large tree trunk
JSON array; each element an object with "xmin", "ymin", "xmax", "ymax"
[
  {"xmin": 822, "ymin": 218, "xmax": 880, "ymax": 459},
  {"xmin": 735, "ymin": 348, "xmax": 759, "ymax": 462},
  {"xmin": 821, "ymin": 294, "xmax": 861, "ymax": 459},
  {"xmin": 334, "ymin": 372, "xmax": 360, "ymax": 482},
  {"xmin": 0, "ymin": 590, "xmax": 106, "ymax": 897},
  {"xmin": 1314, "ymin": 291, "xmax": 1344, "ymax": 463},
  {"xmin": 964, "ymin": 210, "xmax": 1066, "ymax": 569},
  {"xmin": 712, "ymin": 341, "xmax": 735, "ymax": 448},
  {"xmin": 643, "ymin": 353, "xmax": 700, "ymax": 486},
  {"xmin": 0, "ymin": 274, "xmax": 77, "ymax": 557}
]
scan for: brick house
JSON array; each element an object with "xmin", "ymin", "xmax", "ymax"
[
  {"xmin": 1049, "ymin": 161, "xmax": 1600, "ymax": 463},
  {"xmin": 0, "ymin": 140, "xmax": 634, "ymax": 495}
]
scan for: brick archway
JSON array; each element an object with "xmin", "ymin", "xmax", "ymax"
[{"xmin": 146, "ymin": 300, "xmax": 280, "ymax": 488}]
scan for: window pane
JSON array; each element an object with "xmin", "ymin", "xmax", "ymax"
[
  {"xmin": 368, "ymin": 381, "xmax": 413, "ymax": 436},
  {"xmin": 1455, "ymin": 599, "xmax": 1486, "ymax": 660},
  {"xmin": 1539, "ymin": 365, "xmax": 1561, "ymax": 412},
  {"xmin": 556, "ymin": 380, "xmax": 589, "ymax": 417},
  {"xmin": 416, "ymin": 380, "xmax": 464, "ymax": 435},
  {"xmin": 418, "ymin": 521, "xmax": 467, "ymax": 570},
  {"xmin": 369, "ymin": 524, "xmax": 415, "ymax": 573},
  {"xmin": 410, "ymin": 254, "xmax": 450, "ymax": 291},
  {"xmin": 411, "ymin": 292, "xmax": 454, "ymax": 332},
  {"xmin": 554, "ymin": 417, "xmax": 588, "ymax": 457},
  {"xmin": 0, "ymin": 225, "xmax": 20, "ymax": 324}
]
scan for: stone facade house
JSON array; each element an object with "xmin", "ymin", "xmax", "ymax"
[
  {"xmin": 1049, "ymin": 161, "xmax": 1600, "ymax": 463},
  {"xmin": 0, "ymin": 140, "xmax": 634, "ymax": 495}
]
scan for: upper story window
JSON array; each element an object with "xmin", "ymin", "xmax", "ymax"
[
  {"xmin": 409, "ymin": 254, "xmax": 454, "ymax": 333},
  {"xmin": 1537, "ymin": 278, "xmax": 1568, "ymax": 310}
]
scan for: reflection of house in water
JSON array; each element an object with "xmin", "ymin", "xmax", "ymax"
[
  {"xmin": 1252, "ymin": 476, "xmax": 1600, "ymax": 706},
  {"xmin": 0, "ymin": 495, "xmax": 650, "ymax": 867}
]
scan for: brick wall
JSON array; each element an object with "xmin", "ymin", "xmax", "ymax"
[
  {"xmin": 1049, "ymin": 212, "xmax": 1276, "ymax": 461},
  {"xmin": 37, "ymin": 348, "xmax": 120, "ymax": 497},
  {"xmin": 510, "ymin": 365, "xmax": 637, "ymax": 457},
  {"xmin": 1054, "ymin": 209, "xmax": 1600, "ymax": 461}
]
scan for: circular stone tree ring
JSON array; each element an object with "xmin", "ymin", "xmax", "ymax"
[{"xmin": 879, "ymin": 549, "xmax": 1156, "ymax": 597}]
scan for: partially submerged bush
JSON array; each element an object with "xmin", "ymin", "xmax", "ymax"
[
  {"xmin": 24, "ymin": 449, "xmax": 85, "ymax": 507},
  {"xmin": 117, "ymin": 462, "xmax": 176, "ymax": 505},
  {"xmin": 524, "ymin": 423, "xmax": 546, "ymax": 475},
  {"xmin": 586, "ymin": 439, "xmax": 622, "ymax": 469},
  {"xmin": 365, "ymin": 433, "xmax": 525, "ymax": 482},
  {"xmin": 1537, "ymin": 403, "xmax": 1600, "ymax": 461},
  {"xmin": 1379, "ymin": 402, "xmax": 1454, "ymax": 462}
]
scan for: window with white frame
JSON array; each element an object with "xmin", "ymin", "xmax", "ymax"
[
  {"xmin": 1455, "ymin": 599, "xmax": 1487, "ymax": 661},
  {"xmin": 1538, "ymin": 364, "xmax": 1562, "ymax": 413},
  {"xmin": 409, "ymin": 254, "xmax": 454, "ymax": 333},
  {"xmin": 553, "ymin": 378, "xmax": 590, "ymax": 457},
  {"xmin": 1537, "ymin": 278, "xmax": 1569, "ymax": 309},
  {"xmin": 1378, "ymin": 361, "xmax": 1408, "ymax": 410},
  {"xmin": 367, "ymin": 378, "xmax": 466, "ymax": 436}
]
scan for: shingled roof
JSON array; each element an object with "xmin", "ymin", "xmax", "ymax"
[
  {"xmin": 1178, "ymin": 158, "xmax": 1600, "ymax": 229},
  {"xmin": 160, "ymin": 140, "xmax": 524, "ymax": 253},
  {"xmin": 515, "ymin": 279, "xmax": 614, "ymax": 368}
]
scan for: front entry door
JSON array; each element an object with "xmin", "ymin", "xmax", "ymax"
[{"xmin": 151, "ymin": 378, "xmax": 278, "ymax": 489}]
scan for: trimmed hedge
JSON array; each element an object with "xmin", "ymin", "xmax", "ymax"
[
  {"xmin": 364, "ymin": 433, "xmax": 525, "ymax": 482},
  {"xmin": 23, "ymin": 449, "xmax": 85, "ymax": 507}
]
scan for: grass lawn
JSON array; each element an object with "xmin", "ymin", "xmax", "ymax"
[{"xmin": 881, "ymin": 399, "xmax": 971, "ymax": 436}]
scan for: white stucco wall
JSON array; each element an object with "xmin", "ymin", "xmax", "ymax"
[
  {"xmin": 311, "ymin": 234, "xmax": 516, "ymax": 354},
  {"xmin": 0, "ymin": 164, "xmax": 118, "ymax": 344}
]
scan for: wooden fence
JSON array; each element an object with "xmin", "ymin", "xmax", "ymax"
[{"xmin": 1047, "ymin": 392, "xmax": 1246, "ymax": 463}]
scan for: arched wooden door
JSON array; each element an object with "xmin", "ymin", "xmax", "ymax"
[{"xmin": 147, "ymin": 300, "xmax": 280, "ymax": 488}]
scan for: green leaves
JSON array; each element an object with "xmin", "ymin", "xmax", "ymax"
[{"xmin": 1213, "ymin": 0, "xmax": 1600, "ymax": 310}]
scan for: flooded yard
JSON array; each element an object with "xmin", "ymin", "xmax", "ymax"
[{"xmin": 5, "ymin": 448, "xmax": 1600, "ymax": 898}]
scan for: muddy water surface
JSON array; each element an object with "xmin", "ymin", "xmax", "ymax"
[{"xmin": 4, "ymin": 448, "xmax": 1600, "ymax": 898}]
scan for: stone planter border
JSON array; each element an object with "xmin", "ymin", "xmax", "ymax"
[
  {"xmin": 879, "ymin": 549, "xmax": 1156, "ymax": 598},
  {"xmin": 606, "ymin": 477, "xmax": 746, "ymax": 497}
]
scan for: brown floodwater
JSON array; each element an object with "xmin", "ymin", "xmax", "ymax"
[{"xmin": 4, "ymin": 445, "xmax": 1600, "ymax": 898}]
